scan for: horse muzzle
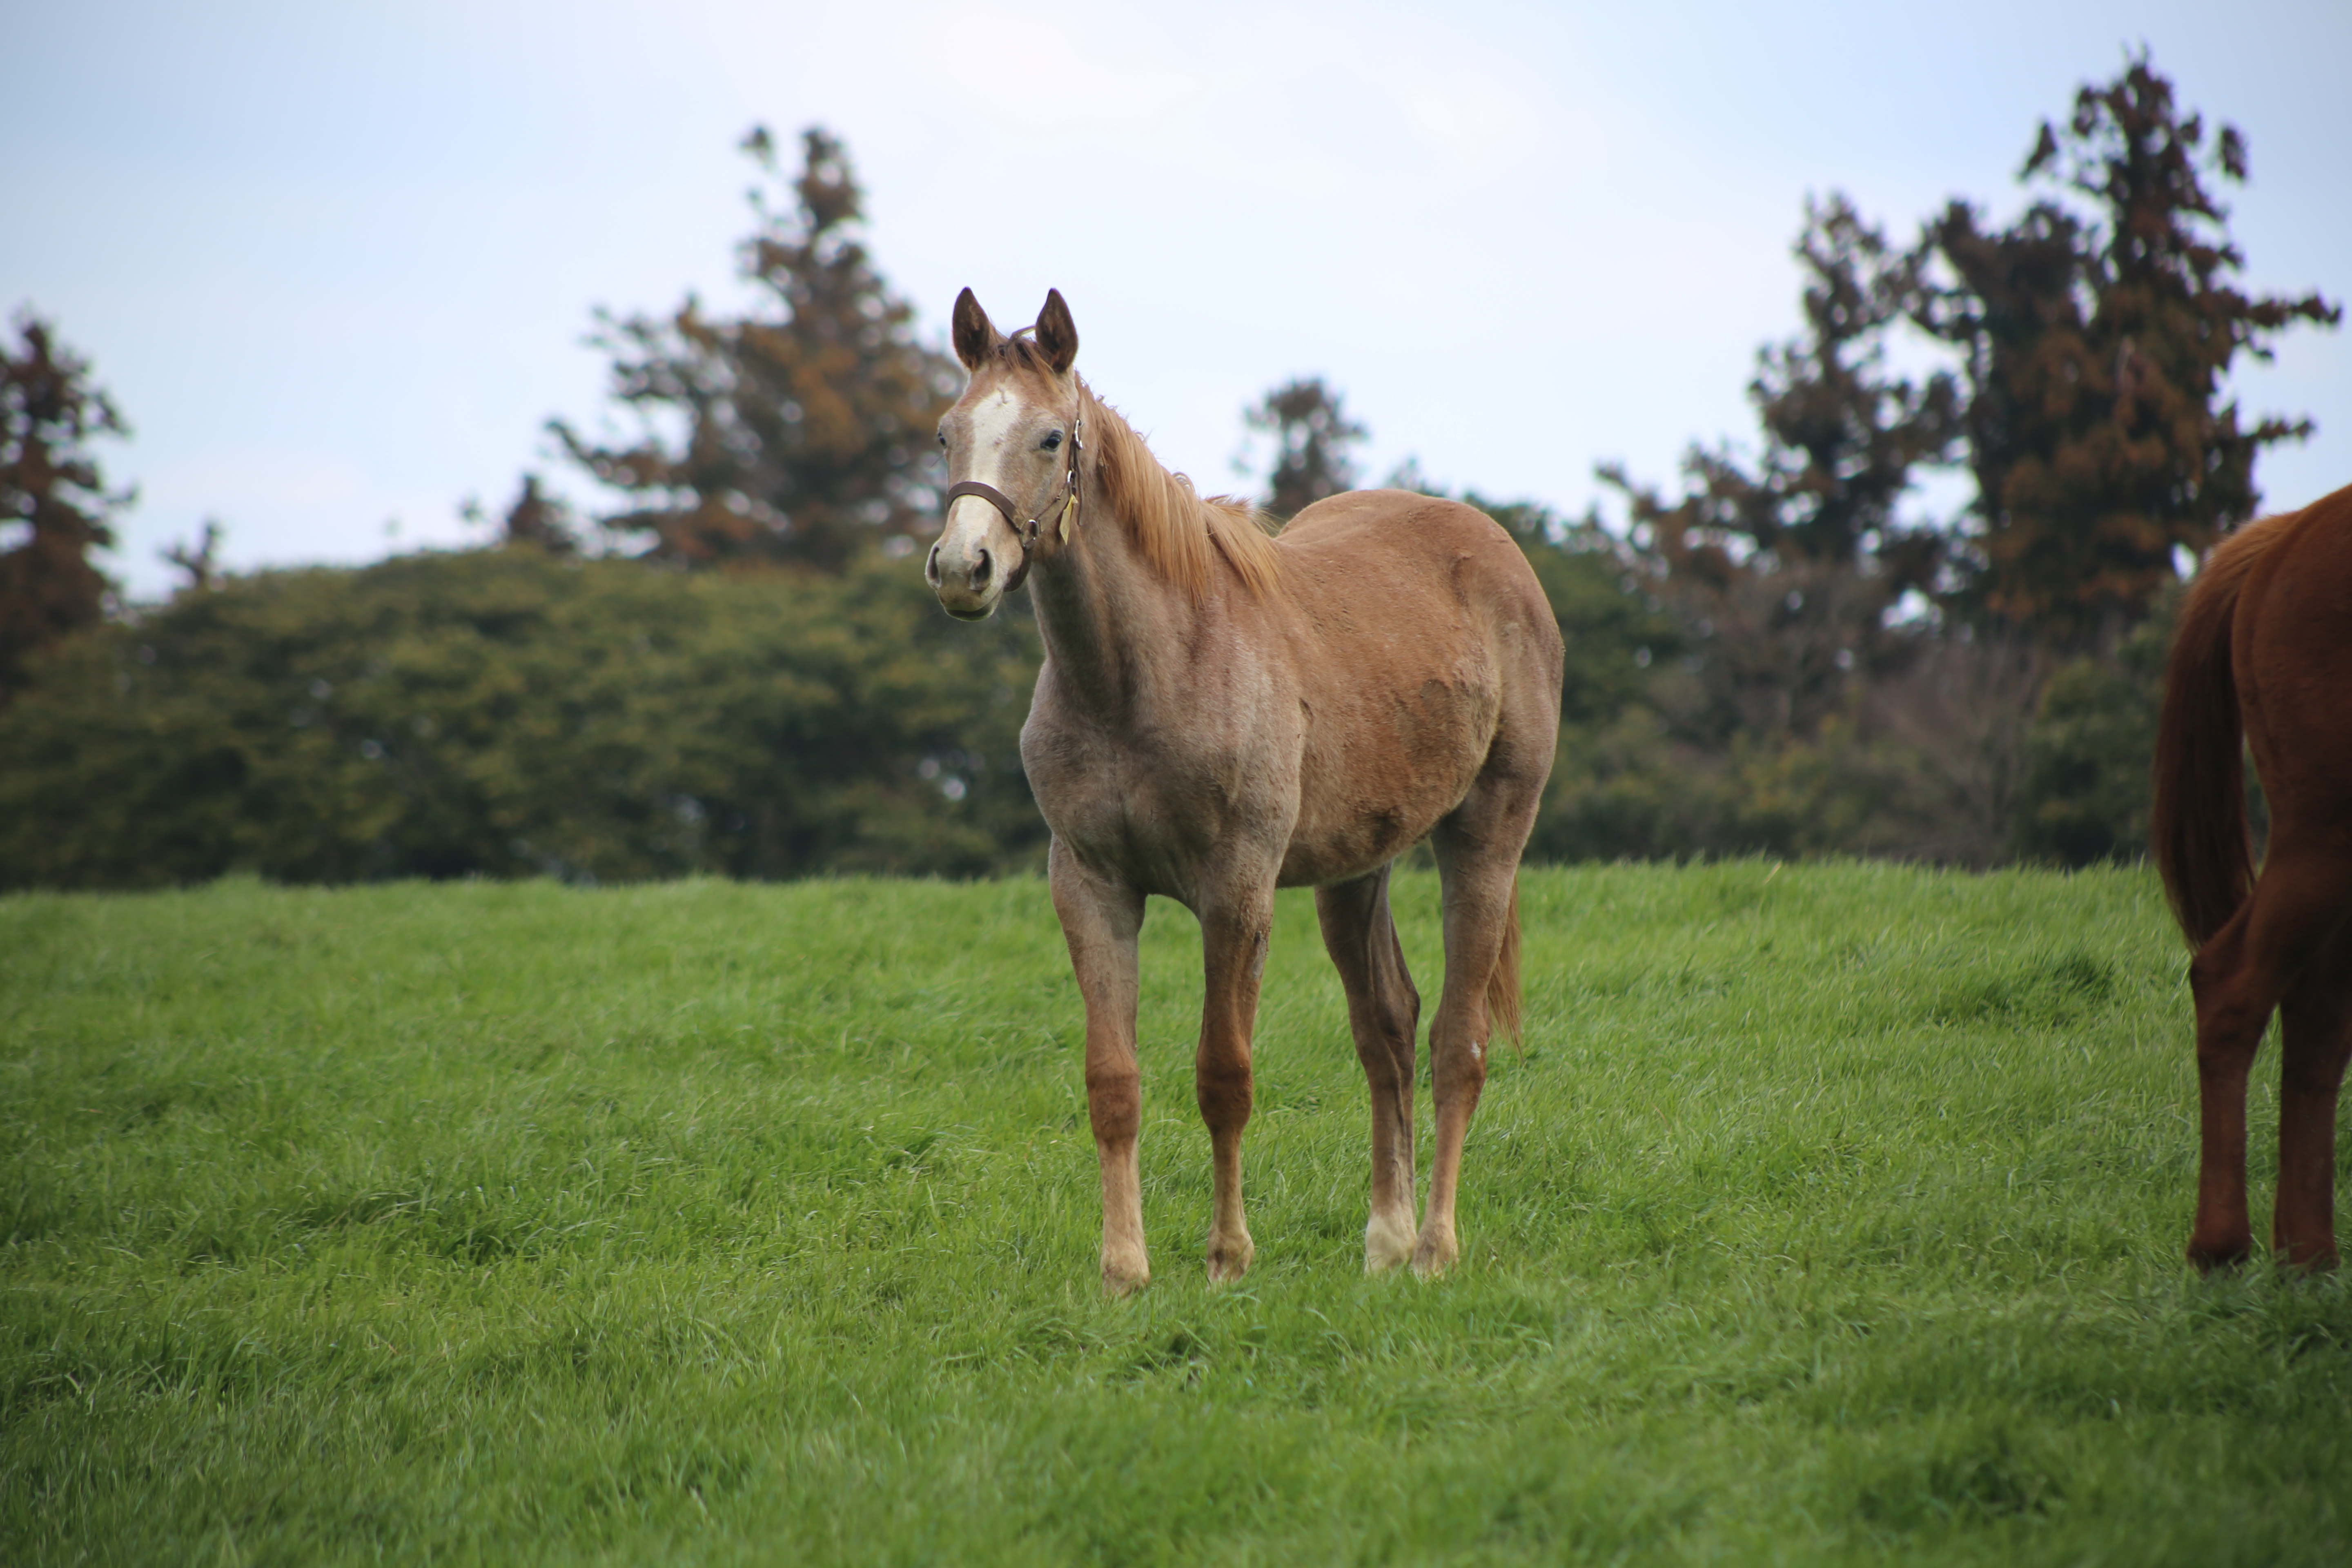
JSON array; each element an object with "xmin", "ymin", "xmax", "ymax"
[{"xmin": 927, "ymin": 497, "xmax": 1020, "ymax": 620}]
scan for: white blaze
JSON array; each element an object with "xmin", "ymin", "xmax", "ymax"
[
  {"xmin": 967, "ymin": 385, "xmax": 1025, "ymax": 464},
  {"xmin": 934, "ymin": 388, "xmax": 1031, "ymax": 586}
]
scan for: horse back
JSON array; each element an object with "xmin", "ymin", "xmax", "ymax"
[{"xmin": 1274, "ymin": 489, "xmax": 1559, "ymax": 668}]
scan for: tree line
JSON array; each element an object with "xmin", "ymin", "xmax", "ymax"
[
  {"xmin": 1552, "ymin": 57, "xmax": 2335, "ymax": 865},
  {"xmin": 0, "ymin": 56, "xmax": 2336, "ymax": 889}
]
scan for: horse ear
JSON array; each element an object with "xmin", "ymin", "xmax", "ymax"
[
  {"xmin": 1035, "ymin": 290, "xmax": 1079, "ymax": 375},
  {"xmin": 952, "ymin": 288, "xmax": 1000, "ymax": 371}
]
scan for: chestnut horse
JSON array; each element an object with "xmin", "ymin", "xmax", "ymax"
[
  {"xmin": 927, "ymin": 290, "xmax": 1562, "ymax": 1292},
  {"xmin": 2154, "ymin": 481, "xmax": 2352, "ymax": 1272}
]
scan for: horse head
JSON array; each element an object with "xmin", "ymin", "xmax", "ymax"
[{"xmin": 928, "ymin": 288, "xmax": 1082, "ymax": 621}]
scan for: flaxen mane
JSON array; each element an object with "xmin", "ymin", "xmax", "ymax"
[
  {"xmin": 1083, "ymin": 388, "xmax": 1282, "ymax": 601},
  {"xmin": 992, "ymin": 336, "xmax": 1281, "ymax": 601}
]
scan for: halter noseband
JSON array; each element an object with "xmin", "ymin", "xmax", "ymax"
[{"xmin": 942, "ymin": 405, "xmax": 1085, "ymax": 592}]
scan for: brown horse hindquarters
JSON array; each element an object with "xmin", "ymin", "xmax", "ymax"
[
  {"xmin": 1277, "ymin": 490, "xmax": 1563, "ymax": 1273},
  {"xmin": 2230, "ymin": 496, "xmax": 2352, "ymax": 1270},
  {"xmin": 2158, "ymin": 484, "xmax": 2352, "ymax": 1271},
  {"xmin": 1273, "ymin": 490, "xmax": 1562, "ymax": 891}
]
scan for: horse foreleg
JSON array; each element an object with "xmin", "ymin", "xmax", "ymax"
[
  {"xmin": 1050, "ymin": 842, "xmax": 1150, "ymax": 1294},
  {"xmin": 1196, "ymin": 895, "xmax": 1272, "ymax": 1283},
  {"xmin": 1316, "ymin": 866, "xmax": 1421, "ymax": 1272},
  {"xmin": 2274, "ymin": 915, "xmax": 2352, "ymax": 1272}
]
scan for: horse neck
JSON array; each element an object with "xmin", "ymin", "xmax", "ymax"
[{"xmin": 1029, "ymin": 459, "xmax": 1210, "ymax": 721}]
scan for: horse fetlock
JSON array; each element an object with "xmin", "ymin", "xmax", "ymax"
[
  {"xmin": 2270, "ymin": 1226, "xmax": 2342, "ymax": 1274},
  {"xmin": 1364, "ymin": 1208, "xmax": 1416, "ymax": 1273},
  {"xmin": 1409, "ymin": 1223, "xmax": 1459, "ymax": 1278},
  {"xmin": 2185, "ymin": 1229, "xmax": 2254, "ymax": 1274},
  {"xmin": 1205, "ymin": 1227, "xmax": 1254, "ymax": 1283},
  {"xmin": 1102, "ymin": 1242, "xmax": 1152, "ymax": 1296}
]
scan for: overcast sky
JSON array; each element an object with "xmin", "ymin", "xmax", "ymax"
[{"xmin": 6, "ymin": 0, "xmax": 2346, "ymax": 598}]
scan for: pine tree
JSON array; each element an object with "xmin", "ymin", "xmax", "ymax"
[
  {"xmin": 1596, "ymin": 197, "xmax": 1961, "ymax": 744},
  {"xmin": 554, "ymin": 128, "xmax": 960, "ymax": 570},
  {"xmin": 1601, "ymin": 195, "xmax": 1960, "ymax": 594},
  {"xmin": 1918, "ymin": 54, "xmax": 2339, "ymax": 650},
  {"xmin": 162, "ymin": 520, "xmax": 224, "ymax": 592},
  {"xmin": 498, "ymin": 474, "xmax": 578, "ymax": 554},
  {"xmin": 0, "ymin": 310, "xmax": 129, "ymax": 702},
  {"xmin": 1245, "ymin": 377, "xmax": 1365, "ymax": 521}
]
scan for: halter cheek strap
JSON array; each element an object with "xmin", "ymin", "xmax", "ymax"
[{"xmin": 942, "ymin": 409, "xmax": 1085, "ymax": 591}]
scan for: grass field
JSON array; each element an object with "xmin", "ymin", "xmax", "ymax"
[{"xmin": 4, "ymin": 863, "xmax": 2348, "ymax": 1564}]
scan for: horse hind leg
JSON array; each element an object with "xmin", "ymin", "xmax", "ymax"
[
  {"xmin": 1316, "ymin": 866, "xmax": 1421, "ymax": 1272},
  {"xmin": 2187, "ymin": 840, "xmax": 2352, "ymax": 1272},
  {"xmin": 2273, "ymin": 908, "xmax": 2352, "ymax": 1272},
  {"xmin": 1196, "ymin": 889, "xmax": 1274, "ymax": 1283},
  {"xmin": 1417, "ymin": 791, "xmax": 1539, "ymax": 1276}
]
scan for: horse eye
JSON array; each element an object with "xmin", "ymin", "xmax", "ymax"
[{"xmin": 1041, "ymin": 431, "xmax": 1063, "ymax": 451}]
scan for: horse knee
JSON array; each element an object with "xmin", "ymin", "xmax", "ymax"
[
  {"xmin": 1352, "ymin": 1021, "xmax": 1414, "ymax": 1087},
  {"xmin": 1085, "ymin": 1067, "xmax": 1140, "ymax": 1143},
  {"xmin": 2282, "ymin": 981, "xmax": 2352, "ymax": 1076},
  {"xmin": 2280, "ymin": 1045, "xmax": 2352, "ymax": 1097},
  {"xmin": 1430, "ymin": 1027, "xmax": 1488, "ymax": 1100},
  {"xmin": 1195, "ymin": 1060, "xmax": 1253, "ymax": 1132},
  {"xmin": 2192, "ymin": 975, "xmax": 2268, "ymax": 1069}
]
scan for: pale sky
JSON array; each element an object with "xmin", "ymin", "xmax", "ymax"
[{"xmin": 5, "ymin": 0, "xmax": 2346, "ymax": 599}]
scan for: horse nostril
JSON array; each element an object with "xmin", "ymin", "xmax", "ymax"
[
  {"xmin": 924, "ymin": 543, "xmax": 942, "ymax": 585},
  {"xmin": 973, "ymin": 548, "xmax": 993, "ymax": 587}
]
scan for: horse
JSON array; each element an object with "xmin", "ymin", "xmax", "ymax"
[
  {"xmin": 926, "ymin": 290, "xmax": 1563, "ymax": 1292},
  {"xmin": 2153, "ymin": 480, "xmax": 2352, "ymax": 1272}
]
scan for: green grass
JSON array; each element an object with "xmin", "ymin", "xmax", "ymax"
[{"xmin": 3, "ymin": 863, "xmax": 2347, "ymax": 1564}]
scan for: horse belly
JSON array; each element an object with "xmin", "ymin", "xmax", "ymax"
[{"xmin": 1278, "ymin": 670, "xmax": 1496, "ymax": 887}]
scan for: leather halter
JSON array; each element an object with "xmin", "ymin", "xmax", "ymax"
[{"xmin": 942, "ymin": 407, "xmax": 1084, "ymax": 592}]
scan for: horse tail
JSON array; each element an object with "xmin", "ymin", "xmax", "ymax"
[
  {"xmin": 1485, "ymin": 874, "xmax": 1524, "ymax": 1049},
  {"xmin": 2152, "ymin": 519, "xmax": 2278, "ymax": 947}
]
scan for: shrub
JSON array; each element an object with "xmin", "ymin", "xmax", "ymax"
[{"xmin": 0, "ymin": 548, "xmax": 1044, "ymax": 888}]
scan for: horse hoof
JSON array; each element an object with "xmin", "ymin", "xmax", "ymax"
[
  {"xmin": 2274, "ymin": 1241, "xmax": 2341, "ymax": 1276},
  {"xmin": 2185, "ymin": 1236, "xmax": 2252, "ymax": 1274},
  {"xmin": 1409, "ymin": 1229, "xmax": 1457, "ymax": 1278},
  {"xmin": 1205, "ymin": 1234, "xmax": 1254, "ymax": 1283},
  {"xmin": 1102, "ymin": 1251, "xmax": 1152, "ymax": 1297}
]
